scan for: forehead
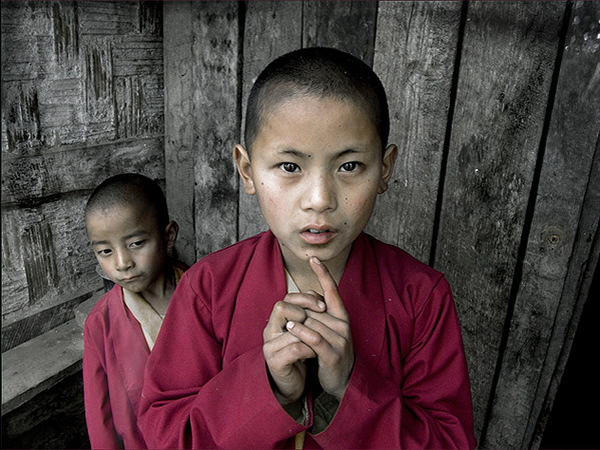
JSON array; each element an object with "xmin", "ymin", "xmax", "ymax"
[
  {"xmin": 86, "ymin": 203, "xmax": 159, "ymax": 236},
  {"xmin": 254, "ymin": 95, "xmax": 380, "ymax": 154}
]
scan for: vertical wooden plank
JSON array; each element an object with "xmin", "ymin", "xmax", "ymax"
[
  {"xmin": 163, "ymin": 1, "xmax": 196, "ymax": 265},
  {"xmin": 238, "ymin": 1, "xmax": 303, "ymax": 240},
  {"xmin": 433, "ymin": 2, "xmax": 566, "ymax": 440},
  {"xmin": 484, "ymin": 3, "xmax": 600, "ymax": 448},
  {"xmin": 191, "ymin": 1, "xmax": 240, "ymax": 259},
  {"xmin": 369, "ymin": 1, "xmax": 463, "ymax": 263},
  {"xmin": 302, "ymin": 0, "xmax": 378, "ymax": 65}
]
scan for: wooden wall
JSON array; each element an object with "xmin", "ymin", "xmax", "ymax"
[
  {"xmin": 1, "ymin": 1, "xmax": 164, "ymax": 351},
  {"xmin": 163, "ymin": 2, "xmax": 599, "ymax": 449},
  {"xmin": 2, "ymin": 1, "xmax": 598, "ymax": 449}
]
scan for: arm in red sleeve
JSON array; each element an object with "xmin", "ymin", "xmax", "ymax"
[
  {"xmin": 137, "ymin": 274, "xmax": 305, "ymax": 449},
  {"xmin": 83, "ymin": 324, "xmax": 123, "ymax": 449},
  {"xmin": 311, "ymin": 276, "xmax": 477, "ymax": 449}
]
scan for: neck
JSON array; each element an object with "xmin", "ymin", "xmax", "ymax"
[
  {"xmin": 282, "ymin": 249, "xmax": 348, "ymax": 294},
  {"xmin": 138, "ymin": 266, "xmax": 174, "ymax": 315}
]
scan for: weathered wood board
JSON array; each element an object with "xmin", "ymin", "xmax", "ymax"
[
  {"xmin": 163, "ymin": 1, "xmax": 196, "ymax": 266},
  {"xmin": 483, "ymin": 2, "xmax": 600, "ymax": 447},
  {"xmin": 302, "ymin": 0, "xmax": 378, "ymax": 66},
  {"xmin": 191, "ymin": 1, "xmax": 241, "ymax": 259},
  {"xmin": 432, "ymin": 1, "xmax": 566, "ymax": 437},
  {"xmin": 368, "ymin": 1, "xmax": 463, "ymax": 263}
]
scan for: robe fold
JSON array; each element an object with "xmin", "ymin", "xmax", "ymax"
[{"xmin": 139, "ymin": 231, "xmax": 476, "ymax": 449}]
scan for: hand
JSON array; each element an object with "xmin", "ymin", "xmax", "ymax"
[
  {"xmin": 263, "ymin": 290, "xmax": 326, "ymax": 405},
  {"xmin": 285, "ymin": 257, "xmax": 354, "ymax": 401}
]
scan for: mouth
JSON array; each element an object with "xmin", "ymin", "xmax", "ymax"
[
  {"xmin": 119, "ymin": 275, "xmax": 140, "ymax": 283},
  {"xmin": 300, "ymin": 226, "xmax": 338, "ymax": 245}
]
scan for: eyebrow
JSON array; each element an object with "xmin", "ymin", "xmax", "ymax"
[
  {"xmin": 90, "ymin": 230, "xmax": 149, "ymax": 247},
  {"xmin": 277, "ymin": 148, "xmax": 362, "ymax": 158}
]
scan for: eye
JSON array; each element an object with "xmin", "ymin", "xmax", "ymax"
[
  {"xmin": 340, "ymin": 161, "xmax": 362, "ymax": 172},
  {"xmin": 129, "ymin": 240, "xmax": 145, "ymax": 249},
  {"xmin": 97, "ymin": 248, "xmax": 112, "ymax": 257},
  {"xmin": 280, "ymin": 162, "xmax": 300, "ymax": 173}
]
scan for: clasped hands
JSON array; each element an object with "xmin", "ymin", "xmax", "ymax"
[{"xmin": 263, "ymin": 257, "xmax": 355, "ymax": 407}]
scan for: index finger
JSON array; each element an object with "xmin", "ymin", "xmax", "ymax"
[{"xmin": 309, "ymin": 257, "xmax": 348, "ymax": 319}]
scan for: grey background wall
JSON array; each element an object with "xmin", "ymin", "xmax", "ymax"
[{"xmin": 2, "ymin": 1, "xmax": 599, "ymax": 449}]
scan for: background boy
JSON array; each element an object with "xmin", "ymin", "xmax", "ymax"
[
  {"xmin": 83, "ymin": 173, "xmax": 186, "ymax": 449},
  {"xmin": 139, "ymin": 48, "xmax": 476, "ymax": 448}
]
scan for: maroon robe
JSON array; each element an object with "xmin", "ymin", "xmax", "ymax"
[
  {"xmin": 139, "ymin": 231, "xmax": 476, "ymax": 449},
  {"xmin": 83, "ymin": 285, "xmax": 149, "ymax": 449},
  {"xmin": 83, "ymin": 262, "xmax": 187, "ymax": 449}
]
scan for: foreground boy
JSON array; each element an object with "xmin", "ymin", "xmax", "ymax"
[
  {"xmin": 83, "ymin": 174, "xmax": 186, "ymax": 448},
  {"xmin": 139, "ymin": 48, "xmax": 476, "ymax": 448}
]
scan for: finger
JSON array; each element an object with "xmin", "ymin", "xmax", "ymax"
[
  {"xmin": 282, "ymin": 291, "xmax": 326, "ymax": 313},
  {"xmin": 287, "ymin": 316, "xmax": 348, "ymax": 355},
  {"xmin": 309, "ymin": 257, "xmax": 348, "ymax": 319},
  {"xmin": 264, "ymin": 331, "xmax": 317, "ymax": 363},
  {"xmin": 263, "ymin": 301, "xmax": 309, "ymax": 339}
]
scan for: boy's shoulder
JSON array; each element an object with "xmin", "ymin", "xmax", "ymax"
[
  {"xmin": 187, "ymin": 231, "xmax": 271, "ymax": 275},
  {"xmin": 363, "ymin": 233, "xmax": 445, "ymax": 285},
  {"xmin": 84, "ymin": 284, "xmax": 123, "ymax": 328}
]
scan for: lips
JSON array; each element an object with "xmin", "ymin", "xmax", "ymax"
[
  {"xmin": 119, "ymin": 275, "xmax": 140, "ymax": 283},
  {"xmin": 300, "ymin": 225, "xmax": 338, "ymax": 245}
]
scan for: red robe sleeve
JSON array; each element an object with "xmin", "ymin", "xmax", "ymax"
[{"xmin": 83, "ymin": 312, "xmax": 123, "ymax": 449}]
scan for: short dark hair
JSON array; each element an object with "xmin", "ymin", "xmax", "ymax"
[
  {"xmin": 85, "ymin": 173, "xmax": 169, "ymax": 229},
  {"xmin": 244, "ymin": 47, "xmax": 390, "ymax": 152}
]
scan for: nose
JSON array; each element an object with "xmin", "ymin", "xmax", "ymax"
[
  {"xmin": 301, "ymin": 173, "xmax": 337, "ymax": 213},
  {"xmin": 114, "ymin": 249, "xmax": 134, "ymax": 272}
]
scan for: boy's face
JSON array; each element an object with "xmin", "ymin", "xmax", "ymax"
[
  {"xmin": 86, "ymin": 204, "xmax": 173, "ymax": 296},
  {"xmin": 235, "ymin": 95, "xmax": 396, "ymax": 274}
]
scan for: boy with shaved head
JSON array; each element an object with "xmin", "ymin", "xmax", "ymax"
[
  {"xmin": 140, "ymin": 48, "xmax": 476, "ymax": 449},
  {"xmin": 83, "ymin": 173, "xmax": 186, "ymax": 448}
]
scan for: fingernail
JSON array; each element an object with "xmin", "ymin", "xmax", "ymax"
[
  {"xmin": 318, "ymin": 301, "xmax": 326, "ymax": 310},
  {"xmin": 286, "ymin": 321, "xmax": 295, "ymax": 330},
  {"xmin": 311, "ymin": 256, "xmax": 321, "ymax": 265}
]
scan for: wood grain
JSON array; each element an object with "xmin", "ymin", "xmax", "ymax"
[
  {"xmin": 484, "ymin": 2, "xmax": 600, "ymax": 447},
  {"xmin": 163, "ymin": 1, "xmax": 196, "ymax": 265},
  {"xmin": 368, "ymin": 1, "xmax": 463, "ymax": 262},
  {"xmin": 432, "ymin": 1, "xmax": 566, "ymax": 437},
  {"xmin": 191, "ymin": 1, "xmax": 241, "ymax": 259}
]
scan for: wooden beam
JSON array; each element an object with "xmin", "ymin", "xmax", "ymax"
[
  {"xmin": 191, "ymin": 1, "xmax": 241, "ymax": 259},
  {"xmin": 163, "ymin": 1, "xmax": 197, "ymax": 265}
]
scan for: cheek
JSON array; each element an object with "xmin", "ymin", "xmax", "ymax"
[
  {"xmin": 258, "ymin": 188, "xmax": 285, "ymax": 213},
  {"xmin": 96, "ymin": 258, "xmax": 113, "ymax": 275},
  {"xmin": 344, "ymin": 191, "xmax": 378, "ymax": 222}
]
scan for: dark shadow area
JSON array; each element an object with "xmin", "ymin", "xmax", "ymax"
[
  {"xmin": 1, "ymin": 370, "xmax": 90, "ymax": 449},
  {"xmin": 540, "ymin": 261, "xmax": 599, "ymax": 449}
]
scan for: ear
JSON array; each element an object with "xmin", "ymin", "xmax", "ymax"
[
  {"xmin": 378, "ymin": 144, "xmax": 398, "ymax": 194},
  {"xmin": 234, "ymin": 144, "xmax": 256, "ymax": 195},
  {"xmin": 164, "ymin": 220, "xmax": 179, "ymax": 249}
]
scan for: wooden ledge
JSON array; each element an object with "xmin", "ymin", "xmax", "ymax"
[
  {"xmin": 1, "ymin": 290, "xmax": 103, "ymax": 415},
  {"xmin": 2, "ymin": 319, "xmax": 84, "ymax": 415}
]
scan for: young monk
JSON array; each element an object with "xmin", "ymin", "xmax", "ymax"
[
  {"xmin": 83, "ymin": 173, "xmax": 186, "ymax": 449},
  {"xmin": 139, "ymin": 47, "xmax": 477, "ymax": 449}
]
